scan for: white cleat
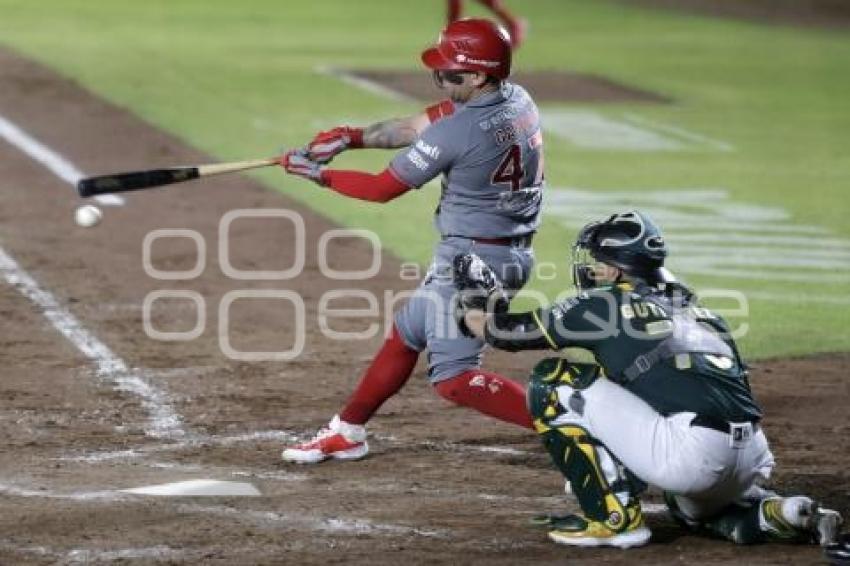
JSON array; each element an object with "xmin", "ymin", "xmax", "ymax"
[
  {"xmin": 282, "ymin": 415, "xmax": 369, "ymax": 464},
  {"xmin": 810, "ymin": 504, "xmax": 843, "ymax": 546}
]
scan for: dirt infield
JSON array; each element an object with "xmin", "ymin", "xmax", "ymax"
[
  {"xmin": 0, "ymin": 47, "xmax": 847, "ymax": 564},
  {"xmin": 619, "ymin": 0, "xmax": 850, "ymax": 29}
]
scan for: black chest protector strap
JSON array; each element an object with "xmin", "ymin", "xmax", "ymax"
[{"xmin": 620, "ymin": 299, "xmax": 734, "ymax": 384}]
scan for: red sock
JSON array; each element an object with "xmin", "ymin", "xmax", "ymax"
[
  {"xmin": 447, "ymin": 0, "xmax": 462, "ymax": 22},
  {"xmin": 339, "ymin": 325, "xmax": 420, "ymax": 425},
  {"xmin": 434, "ymin": 369, "xmax": 533, "ymax": 429}
]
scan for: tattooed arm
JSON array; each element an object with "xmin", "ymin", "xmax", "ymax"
[
  {"xmin": 362, "ymin": 113, "xmax": 430, "ymax": 149},
  {"xmin": 304, "ymin": 99, "xmax": 453, "ymax": 162}
]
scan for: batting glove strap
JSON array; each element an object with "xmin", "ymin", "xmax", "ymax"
[
  {"xmin": 281, "ymin": 150, "xmax": 325, "ymax": 185},
  {"xmin": 308, "ymin": 126, "xmax": 364, "ymax": 163}
]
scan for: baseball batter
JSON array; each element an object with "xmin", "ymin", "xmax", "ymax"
[
  {"xmin": 279, "ymin": 19, "xmax": 544, "ymax": 463},
  {"xmin": 455, "ymin": 211, "xmax": 844, "ymax": 549}
]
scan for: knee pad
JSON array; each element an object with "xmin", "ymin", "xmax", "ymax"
[{"xmin": 527, "ymin": 357, "xmax": 601, "ymax": 431}]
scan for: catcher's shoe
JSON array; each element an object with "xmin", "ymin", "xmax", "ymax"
[
  {"xmin": 812, "ymin": 505, "xmax": 844, "ymax": 546},
  {"xmin": 281, "ymin": 415, "xmax": 368, "ymax": 464},
  {"xmin": 548, "ymin": 502, "xmax": 651, "ymax": 549},
  {"xmin": 761, "ymin": 497, "xmax": 844, "ymax": 545},
  {"xmin": 805, "ymin": 503, "xmax": 843, "ymax": 546}
]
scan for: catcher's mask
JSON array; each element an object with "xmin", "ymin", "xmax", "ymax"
[{"xmin": 572, "ymin": 211, "xmax": 668, "ymax": 292}]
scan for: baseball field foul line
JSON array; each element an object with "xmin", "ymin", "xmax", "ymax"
[
  {"xmin": 0, "ymin": 481, "xmax": 444, "ymax": 539},
  {"xmin": 0, "ymin": 113, "xmax": 124, "ymax": 206},
  {"xmin": 0, "ymin": 543, "xmax": 188, "ymax": 564},
  {"xmin": 315, "ymin": 66, "xmax": 417, "ymax": 103},
  {"xmin": 0, "ymin": 247, "xmax": 183, "ymax": 438}
]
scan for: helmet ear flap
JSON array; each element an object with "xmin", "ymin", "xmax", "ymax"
[{"xmin": 645, "ymin": 235, "xmax": 665, "ymax": 251}]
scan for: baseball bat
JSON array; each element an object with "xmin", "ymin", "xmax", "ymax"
[{"xmin": 77, "ymin": 157, "xmax": 279, "ymax": 197}]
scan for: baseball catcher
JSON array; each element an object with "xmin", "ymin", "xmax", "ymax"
[
  {"xmin": 454, "ymin": 210, "xmax": 844, "ymax": 549},
  {"xmin": 279, "ymin": 18, "xmax": 544, "ymax": 463}
]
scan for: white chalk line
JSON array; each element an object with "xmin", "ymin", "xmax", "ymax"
[
  {"xmin": 0, "ymin": 543, "xmax": 188, "ymax": 564},
  {"xmin": 0, "ymin": 248, "xmax": 183, "ymax": 439},
  {"xmin": 374, "ymin": 433, "xmax": 531, "ymax": 457},
  {"xmin": 0, "ymin": 482, "xmax": 124, "ymax": 501},
  {"xmin": 115, "ymin": 459, "xmax": 310, "ymax": 483},
  {"xmin": 544, "ymin": 110, "xmax": 684, "ymax": 151},
  {"xmin": 0, "ymin": 112, "xmax": 180, "ymax": 438},
  {"xmin": 545, "ymin": 187, "xmax": 850, "ymax": 285},
  {"xmin": 622, "ymin": 112, "xmax": 735, "ymax": 152},
  {"xmin": 315, "ymin": 66, "xmax": 417, "ymax": 103},
  {"xmin": 176, "ymin": 502, "xmax": 444, "ymax": 538},
  {"xmin": 55, "ymin": 430, "xmax": 301, "ymax": 463},
  {"xmin": 63, "ymin": 545, "xmax": 185, "ymax": 564},
  {"xmin": 57, "ymin": 429, "xmax": 532, "ymax": 466},
  {"xmin": 0, "ymin": 480, "xmax": 444, "ymax": 540},
  {"xmin": 320, "ymin": 480, "xmax": 673, "ymax": 519},
  {"xmin": 667, "ymin": 233, "xmax": 850, "ymax": 249},
  {"xmin": 741, "ymin": 291, "xmax": 850, "ymax": 306},
  {"xmin": 0, "ymin": 113, "xmax": 124, "ymax": 206}
]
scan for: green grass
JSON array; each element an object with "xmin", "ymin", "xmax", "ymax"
[{"xmin": 1, "ymin": 0, "xmax": 848, "ymax": 359}]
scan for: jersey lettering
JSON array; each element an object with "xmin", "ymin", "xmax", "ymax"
[
  {"xmin": 492, "ymin": 144, "xmax": 524, "ymax": 191},
  {"xmin": 494, "ymin": 124, "xmax": 518, "ymax": 145},
  {"xmin": 405, "ymin": 148, "xmax": 429, "ymax": 170}
]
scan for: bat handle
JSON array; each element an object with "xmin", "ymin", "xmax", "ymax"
[{"xmin": 197, "ymin": 157, "xmax": 279, "ymax": 176}]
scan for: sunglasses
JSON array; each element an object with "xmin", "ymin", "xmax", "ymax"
[{"xmin": 433, "ymin": 70, "xmax": 474, "ymax": 87}]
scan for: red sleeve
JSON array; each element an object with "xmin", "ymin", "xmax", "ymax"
[
  {"xmin": 425, "ymin": 100, "xmax": 455, "ymax": 123},
  {"xmin": 320, "ymin": 168, "xmax": 411, "ymax": 203}
]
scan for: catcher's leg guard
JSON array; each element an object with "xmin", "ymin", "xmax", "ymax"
[{"xmin": 529, "ymin": 358, "xmax": 648, "ymax": 547}]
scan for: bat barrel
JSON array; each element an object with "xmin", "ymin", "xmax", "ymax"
[
  {"xmin": 77, "ymin": 168, "xmax": 200, "ymax": 197},
  {"xmin": 76, "ymin": 157, "xmax": 278, "ymax": 197}
]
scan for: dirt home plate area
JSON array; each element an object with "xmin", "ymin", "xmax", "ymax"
[{"xmin": 0, "ymin": 25, "xmax": 848, "ymax": 566}]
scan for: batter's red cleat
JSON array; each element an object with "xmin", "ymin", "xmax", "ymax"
[{"xmin": 281, "ymin": 415, "xmax": 369, "ymax": 464}]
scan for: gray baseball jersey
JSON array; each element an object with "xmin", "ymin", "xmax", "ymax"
[
  {"xmin": 392, "ymin": 83, "xmax": 544, "ymax": 382},
  {"xmin": 389, "ymin": 83, "xmax": 544, "ymax": 238}
]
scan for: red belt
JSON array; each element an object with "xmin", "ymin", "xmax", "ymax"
[
  {"xmin": 474, "ymin": 237, "xmax": 513, "ymax": 245},
  {"xmin": 445, "ymin": 234, "xmax": 534, "ymax": 247}
]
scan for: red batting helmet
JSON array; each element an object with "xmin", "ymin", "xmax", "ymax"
[{"xmin": 421, "ymin": 18, "xmax": 512, "ymax": 80}]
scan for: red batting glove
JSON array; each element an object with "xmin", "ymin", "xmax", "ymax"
[
  {"xmin": 307, "ymin": 126, "xmax": 364, "ymax": 164},
  {"xmin": 280, "ymin": 149, "xmax": 325, "ymax": 185}
]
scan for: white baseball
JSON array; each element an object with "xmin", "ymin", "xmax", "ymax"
[{"xmin": 74, "ymin": 204, "xmax": 103, "ymax": 228}]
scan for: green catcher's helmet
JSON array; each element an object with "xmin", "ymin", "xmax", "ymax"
[{"xmin": 572, "ymin": 211, "xmax": 668, "ymax": 291}]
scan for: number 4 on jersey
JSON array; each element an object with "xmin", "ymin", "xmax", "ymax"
[{"xmin": 492, "ymin": 144, "xmax": 524, "ymax": 191}]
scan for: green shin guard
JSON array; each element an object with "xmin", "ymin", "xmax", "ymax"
[{"xmin": 529, "ymin": 357, "xmax": 634, "ymax": 532}]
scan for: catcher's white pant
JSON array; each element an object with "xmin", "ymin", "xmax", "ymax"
[{"xmin": 553, "ymin": 378, "xmax": 775, "ymax": 519}]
